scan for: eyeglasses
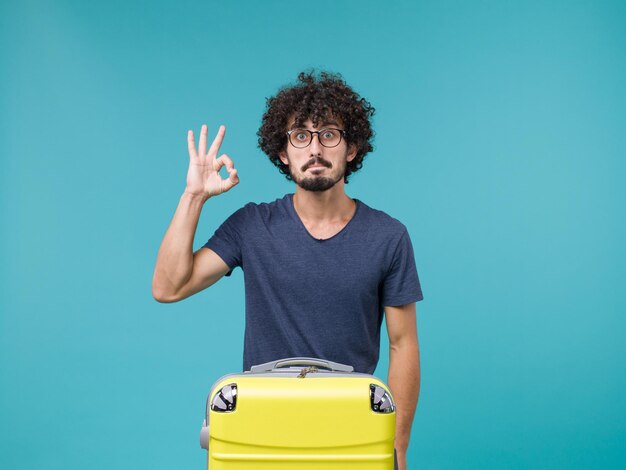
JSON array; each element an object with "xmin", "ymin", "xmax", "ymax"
[{"xmin": 286, "ymin": 128, "xmax": 346, "ymax": 148}]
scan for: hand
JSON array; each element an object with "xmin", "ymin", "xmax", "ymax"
[{"xmin": 185, "ymin": 124, "xmax": 239, "ymax": 200}]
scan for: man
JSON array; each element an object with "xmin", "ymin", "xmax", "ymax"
[{"xmin": 152, "ymin": 71, "xmax": 423, "ymax": 470}]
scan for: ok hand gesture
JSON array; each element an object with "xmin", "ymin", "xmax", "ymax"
[{"xmin": 185, "ymin": 124, "xmax": 239, "ymax": 200}]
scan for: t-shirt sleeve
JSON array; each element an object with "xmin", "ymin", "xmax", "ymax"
[
  {"xmin": 381, "ymin": 229, "xmax": 424, "ymax": 306},
  {"xmin": 202, "ymin": 205, "xmax": 249, "ymax": 273}
]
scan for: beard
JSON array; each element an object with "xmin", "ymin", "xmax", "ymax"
[
  {"xmin": 289, "ymin": 156, "xmax": 346, "ymax": 192},
  {"xmin": 296, "ymin": 174, "xmax": 341, "ymax": 192}
]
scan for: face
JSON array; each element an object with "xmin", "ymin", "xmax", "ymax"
[{"xmin": 279, "ymin": 118, "xmax": 357, "ymax": 192}]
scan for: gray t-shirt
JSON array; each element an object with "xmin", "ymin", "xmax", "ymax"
[{"xmin": 204, "ymin": 193, "xmax": 423, "ymax": 373}]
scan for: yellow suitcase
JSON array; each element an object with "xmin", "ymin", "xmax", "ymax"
[{"xmin": 200, "ymin": 357, "xmax": 397, "ymax": 469}]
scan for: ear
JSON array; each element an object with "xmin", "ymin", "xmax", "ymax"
[
  {"xmin": 278, "ymin": 150, "xmax": 289, "ymax": 166},
  {"xmin": 346, "ymin": 144, "xmax": 358, "ymax": 162}
]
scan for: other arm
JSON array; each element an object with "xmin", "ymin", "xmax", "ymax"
[{"xmin": 385, "ymin": 302, "xmax": 420, "ymax": 470}]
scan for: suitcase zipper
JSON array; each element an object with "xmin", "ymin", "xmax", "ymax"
[{"xmin": 297, "ymin": 366, "xmax": 319, "ymax": 378}]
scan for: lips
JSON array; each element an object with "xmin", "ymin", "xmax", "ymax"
[{"xmin": 302, "ymin": 158, "xmax": 332, "ymax": 172}]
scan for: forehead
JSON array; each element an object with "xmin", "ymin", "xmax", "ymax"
[{"xmin": 287, "ymin": 117, "xmax": 343, "ymax": 130}]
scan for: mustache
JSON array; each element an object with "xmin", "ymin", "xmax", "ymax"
[{"xmin": 301, "ymin": 156, "xmax": 332, "ymax": 172}]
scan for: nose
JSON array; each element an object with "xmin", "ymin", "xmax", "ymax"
[{"xmin": 309, "ymin": 132, "xmax": 323, "ymax": 155}]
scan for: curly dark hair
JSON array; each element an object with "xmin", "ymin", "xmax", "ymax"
[{"xmin": 257, "ymin": 70, "xmax": 375, "ymax": 183}]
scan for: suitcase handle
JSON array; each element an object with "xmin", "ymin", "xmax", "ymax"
[{"xmin": 249, "ymin": 357, "xmax": 354, "ymax": 373}]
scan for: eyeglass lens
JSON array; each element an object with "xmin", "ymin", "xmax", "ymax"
[{"xmin": 289, "ymin": 129, "xmax": 342, "ymax": 148}]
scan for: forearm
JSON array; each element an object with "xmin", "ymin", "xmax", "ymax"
[
  {"xmin": 387, "ymin": 338, "xmax": 420, "ymax": 452},
  {"xmin": 152, "ymin": 192, "xmax": 208, "ymax": 298}
]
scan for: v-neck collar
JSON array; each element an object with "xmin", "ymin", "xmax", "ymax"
[{"xmin": 286, "ymin": 193, "xmax": 361, "ymax": 242}]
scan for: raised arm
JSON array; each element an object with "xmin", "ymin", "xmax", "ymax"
[{"xmin": 152, "ymin": 124, "xmax": 239, "ymax": 303}]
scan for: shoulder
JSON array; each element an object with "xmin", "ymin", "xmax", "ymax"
[
  {"xmin": 223, "ymin": 194, "xmax": 292, "ymax": 227},
  {"xmin": 355, "ymin": 200, "xmax": 408, "ymax": 237},
  {"xmin": 237, "ymin": 193, "xmax": 291, "ymax": 216}
]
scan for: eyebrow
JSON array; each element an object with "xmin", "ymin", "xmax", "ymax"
[{"xmin": 289, "ymin": 120, "xmax": 340, "ymax": 130}]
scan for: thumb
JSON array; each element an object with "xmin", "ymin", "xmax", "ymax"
[{"xmin": 222, "ymin": 168, "xmax": 239, "ymax": 191}]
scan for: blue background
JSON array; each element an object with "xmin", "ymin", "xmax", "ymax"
[{"xmin": 1, "ymin": 1, "xmax": 625, "ymax": 468}]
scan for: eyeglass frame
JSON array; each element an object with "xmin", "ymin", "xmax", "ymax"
[{"xmin": 285, "ymin": 128, "xmax": 347, "ymax": 149}]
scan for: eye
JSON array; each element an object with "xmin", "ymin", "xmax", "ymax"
[
  {"xmin": 294, "ymin": 131, "xmax": 308, "ymax": 141},
  {"xmin": 322, "ymin": 131, "xmax": 335, "ymax": 139}
]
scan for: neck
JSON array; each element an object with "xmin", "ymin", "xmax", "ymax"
[{"xmin": 292, "ymin": 180, "xmax": 355, "ymax": 222}]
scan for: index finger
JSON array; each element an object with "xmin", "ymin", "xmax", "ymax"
[{"xmin": 207, "ymin": 125, "xmax": 226, "ymax": 159}]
